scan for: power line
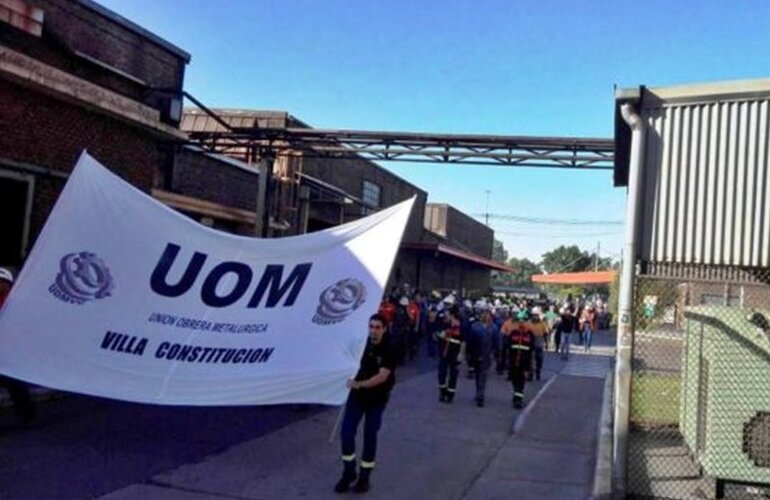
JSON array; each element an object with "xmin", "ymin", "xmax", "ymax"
[
  {"xmin": 472, "ymin": 213, "xmax": 624, "ymax": 226},
  {"xmin": 495, "ymin": 230, "xmax": 622, "ymax": 238}
]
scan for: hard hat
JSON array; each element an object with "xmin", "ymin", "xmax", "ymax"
[
  {"xmin": 443, "ymin": 295, "xmax": 456, "ymax": 305},
  {"xmin": 399, "ymin": 296, "xmax": 409, "ymax": 306},
  {"xmin": 463, "ymin": 299, "xmax": 473, "ymax": 309},
  {"xmin": 0, "ymin": 268, "xmax": 13, "ymax": 284},
  {"xmin": 474, "ymin": 300, "xmax": 489, "ymax": 311}
]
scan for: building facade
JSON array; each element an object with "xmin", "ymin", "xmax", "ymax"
[{"xmin": 0, "ymin": 0, "xmax": 188, "ymax": 270}]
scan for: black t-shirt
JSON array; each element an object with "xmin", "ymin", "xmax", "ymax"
[
  {"xmin": 559, "ymin": 313, "xmax": 576, "ymax": 333},
  {"xmin": 352, "ymin": 336, "xmax": 397, "ymax": 407}
]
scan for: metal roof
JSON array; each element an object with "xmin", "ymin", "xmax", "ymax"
[
  {"xmin": 531, "ymin": 271, "xmax": 616, "ymax": 285},
  {"xmin": 181, "ymin": 109, "xmax": 292, "ymax": 133}
]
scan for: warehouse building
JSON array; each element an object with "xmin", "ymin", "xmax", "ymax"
[{"xmin": 181, "ymin": 110, "xmax": 512, "ymax": 294}]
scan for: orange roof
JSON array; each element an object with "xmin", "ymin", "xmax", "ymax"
[{"xmin": 531, "ymin": 271, "xmax": 616, "ymax": 285}]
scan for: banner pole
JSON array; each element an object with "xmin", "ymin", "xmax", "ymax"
[{"xmin": 328, "ymin": 404, "xmax": 345, "ymax": 444}]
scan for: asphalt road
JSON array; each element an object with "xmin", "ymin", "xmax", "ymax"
[
  {"xmin": 0, "ymin": 336, "xmax": 612, "ymax": 500},
  {"xmin": 0, "ymin": 356, "xmax": 435, "ymax": 500},
  {"xmin": 0, "ymin": 393, "xmax": 325, "ymax": 500}
]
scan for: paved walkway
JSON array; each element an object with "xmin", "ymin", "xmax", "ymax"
[{"xmin": 98, "ymin": 332, "xmax": 615, "ymax": 500}]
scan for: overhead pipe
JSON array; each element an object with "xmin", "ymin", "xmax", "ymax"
[{"xmin": 613, "ymin": 102, "xmax": 646, "ymax": 499}]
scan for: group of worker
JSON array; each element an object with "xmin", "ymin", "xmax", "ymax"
[
  {"xmin": 433, "ymin": 295, "xmax": 550, "ymax": 409},
  {"xmin": 337, "ymin": 290, "xmax": 602, "ymax": 493}
]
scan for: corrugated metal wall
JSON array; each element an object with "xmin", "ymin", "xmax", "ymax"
[{"xmin": 639, "ymin": 95, "xmax": 770, "ymax": 267}]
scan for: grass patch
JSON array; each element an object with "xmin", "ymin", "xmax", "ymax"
[{"xmin": 631, "ymin": 373, "xmax": 681, "ymax": 426}]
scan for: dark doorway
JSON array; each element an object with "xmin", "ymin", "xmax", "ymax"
[{"xmin": 0, "ymin": 174, "xmax": 30, "ymax": 268}]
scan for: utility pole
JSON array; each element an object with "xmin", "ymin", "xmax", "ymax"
[
  {"xmin": 485, "ymin": 190, "xmax": 491, "ymax": 226},
  {"xmin": 595, "ymin": 241, "xmax": 600, "ymax": 271}
]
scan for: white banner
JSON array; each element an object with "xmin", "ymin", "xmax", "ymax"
[{"xmin": 0, "ymin": 152, "xmax": 413, "ymax": 406}]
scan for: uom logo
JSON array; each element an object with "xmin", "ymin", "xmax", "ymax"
[
  {"xmin": 49, "ymin": 252, "xmax": 114, "ymax": 305},
  {"xmin": 312, "ymin": 278, "xmax": 367, "ymax": 326}
]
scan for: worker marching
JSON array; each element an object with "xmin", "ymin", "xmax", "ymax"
[{"xmin": 335, "ymin": 288, "xmax": 602, "ymax": 493}]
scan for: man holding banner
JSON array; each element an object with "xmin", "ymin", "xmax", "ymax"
[{"xmin": 335, "ymin": 313, "xmax": 396, "ymax": 493}]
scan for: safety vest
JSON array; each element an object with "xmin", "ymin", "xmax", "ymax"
[
  {"xmin": 442, "ymin": 319, "xmax": 463, "ymax": 357},
  {"xmin": 509, "ymin": 330, "xmax": 533, "ymax": 368}
]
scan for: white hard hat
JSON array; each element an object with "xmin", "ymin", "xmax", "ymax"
[
  {"xmin": 474, "ymin": 300, "xmax": 489, "ymax": 311},
  {"xmin": 463, "ymin": 299, "xmax": 473, "ymax": 309},
  {"xmin": 0, "ymin": 268, "xmax": 13, "ymax": 284},
  {"xmin": 443, "ymin": 295, "xmax": 456, "ymax": 305},
  {"xmin": 399, "ymin": 296, "xmax": 409, "ymax": 306}
]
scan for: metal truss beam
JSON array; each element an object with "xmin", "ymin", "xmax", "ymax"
[{"xmin": 186, "ymin": 127, "xmax": 615, "ymax": 170}]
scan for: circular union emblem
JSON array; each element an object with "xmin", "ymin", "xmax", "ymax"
[
  {"xmin": 49, "ymin": 252, "xmax": 114, "ymax": 305},
  {"xmin": 312, "ymin": 278, "xmax": 367, "ymax": 326}
]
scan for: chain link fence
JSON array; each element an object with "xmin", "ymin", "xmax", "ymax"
[{"xmin": 627, "ymin": 265, "xmax": 770, "ymax": 499}]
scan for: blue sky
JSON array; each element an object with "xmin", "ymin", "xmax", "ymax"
[{"xmin": 100, "ymin": 0, "xmax": 770, "ymax": 261}]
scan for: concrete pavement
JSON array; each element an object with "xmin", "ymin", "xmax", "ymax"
[{"xmin": 98, "ymin": 333, "xmax": 615, "ymax": 500}]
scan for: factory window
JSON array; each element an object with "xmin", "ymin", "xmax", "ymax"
[{"xmin": 362, "ymin": 181, "xmax": 381, "ymax": 209}]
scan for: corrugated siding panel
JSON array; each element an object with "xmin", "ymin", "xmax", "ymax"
[{"xmin": 640, "ymin": 98, "xmax": 770, "ymax": 267}]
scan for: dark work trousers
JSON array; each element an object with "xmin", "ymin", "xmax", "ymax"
[
  {"xmin": 426, "ymin": 329, "xmax": 438, "ymax": 357},
  {"xmin": 391, "ymin": 334, "xmax": 406, "ymax": 366},
  {"xmin": 408, "ymin": 328, "xmax": 419, "ymax": 360},
  {"xmin": 474, "ymin": 359, "xmax": 490, "ymax": 402},
  {"xmin": 438, "ymin": 349, "xmax": 460, "ymax": 398},
  {"xmin": 510, "ymin": 366, "xmax": 527, "ymax": 404},
  {"xmin": 533, "ymin": 346, "xmax": 545, "ymax": 380},
  {"xmin": 554, "ymin": 330, "xmax": 562, "ymax": 353},
  {"xmin": 0, "ymin": 376, "xmax": 35, "ymax": 423},
  {"xmin": 340, "ymin": 395, "xmax": 386, "ymax": 468},
  {"xmin": 496, "ymin": 335, "xmax": 510, "ymax": 374}
]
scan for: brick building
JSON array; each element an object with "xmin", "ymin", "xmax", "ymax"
[
  {"xmin": 0, "ymin": 0, "xmax": 262, "ymax": 271},
  {"xmin": 0, "ymin": 0, "xmax": 188, "ymax": 269}
]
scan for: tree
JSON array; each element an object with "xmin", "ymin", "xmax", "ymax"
[
  {"xmin": 492, "ymin": 239, "xmax": 509, "ymax": 264},
  {"xmin": 507, "ymin": 257, "xmax": 541, "ymax": 286},
  {"xmin": 540, "ymin": 245, "xmax": 592, "ymax": 274}
]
